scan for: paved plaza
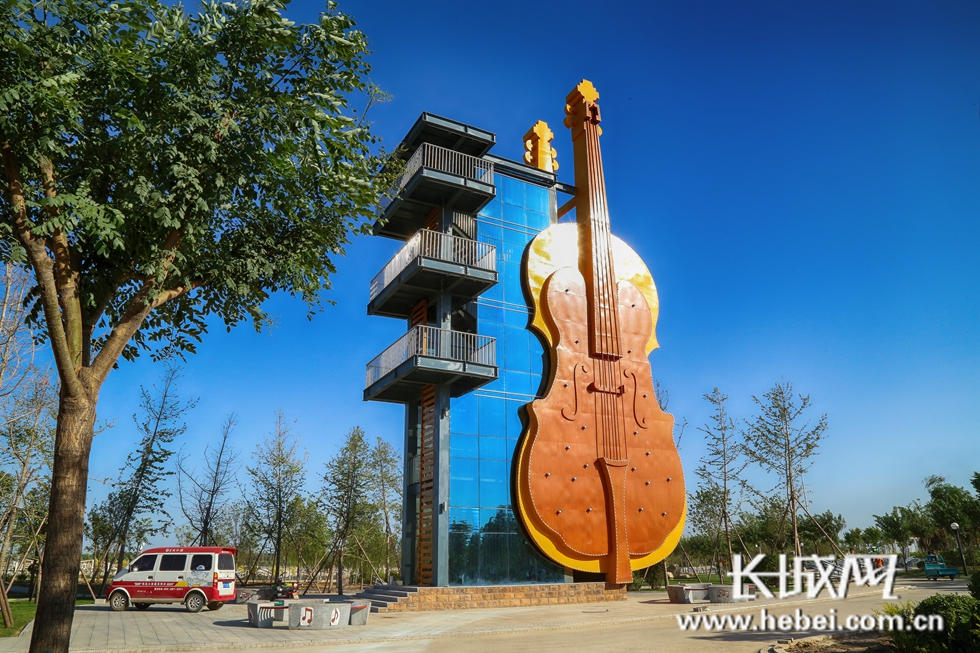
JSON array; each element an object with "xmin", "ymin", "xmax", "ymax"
[{"xmin": 0, "ymin": 579, "xmax": 963, "ymax": 653}]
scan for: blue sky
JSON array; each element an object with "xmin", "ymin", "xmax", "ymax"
[{"xmin": 86, "ymin": 0, "xmax": 980, "ymax": 539}]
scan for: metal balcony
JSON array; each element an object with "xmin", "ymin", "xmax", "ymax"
[
  {"xmin": 368, "ymin": 230, "xmax": 497, "ymax": 318},
  {"xmin": 375, "ymin": 143, "xmax": 496, "ymax": 240},
  {"xmin": 364, "ymin": 326, "xmax": 497, "ymax": 403}
]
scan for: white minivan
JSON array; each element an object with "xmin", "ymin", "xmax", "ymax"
[{"xmin": 106, "ymin": 546, "xmax": 236, "ymax": 612}]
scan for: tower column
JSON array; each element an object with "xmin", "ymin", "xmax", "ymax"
[{"xmin": 431, "ymin": 206, "xmax": 453, "ymax": 586}]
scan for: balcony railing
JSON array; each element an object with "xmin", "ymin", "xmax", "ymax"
[
  {"xmin": 369, "ymin": 230, "xmax": 496, "ymax": 301},
  {"xmin": 365, "ymin": 326, "xmax": 496, "ymax": 388},
  {"xmin": 379, "ymin": 143, "xmax": 494, "ymax": 214},
  {"xmin": 400, "ymin": 142, "xmax": 494, "ymax": 188}
]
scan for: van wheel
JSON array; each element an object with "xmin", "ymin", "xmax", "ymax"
[
  {"xmin": 207, "ymin": 601, "xmax": 224, "ymax": 611},
  {"xmin": 109, "ymin": 591, "xmax": 129, "ymax": 612},
  {"xmin": 134, "ymin": 603, "xmax": 151, "ymax": 611},
  {"xmin": 185, "ymin": 592, "xmax": 205, "ymax": 613}
]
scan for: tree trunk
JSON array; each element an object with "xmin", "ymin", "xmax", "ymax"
[
  {"xmin": 337, "ymin": 545, "xmax": 345, "ymax": 596},
  {"xmin": 29, "ymin": 392, "xmax": 96, "ymax": 653}
]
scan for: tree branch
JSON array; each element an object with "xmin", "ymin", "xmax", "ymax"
[
  {"xmin": 1, "ymin": 144, "xmax": 85, "ymax": 399},
  {"xmin": 40, "ymin": 158, "xmax": 83, "ymax": 369},
  {"xmin": 87, "ymin": 229, "xmax": 203, "ymax": 385}
]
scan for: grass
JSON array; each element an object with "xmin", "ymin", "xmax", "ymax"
[{"xmin": 1, "ymin": 599, "xmax": 94, "ymax": 637}]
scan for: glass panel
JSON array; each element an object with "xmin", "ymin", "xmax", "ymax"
[
  {"xmin": 480, "ymin": 508, "xmax": 516, "ymax": 533},
  {"xmin": 452, "ymin": 396, "xmax": 478, "ymax": 436},
  {"xmin": 505, "ymin": 402, "xmax": 523, "ymax": 441},
  {"xmin": 450, "ymin": 457, "xmax": 480, "ymax": 507},
  {"xmin": 480, "ymin": 436, "xmax": 507, "ymax": 461},
  {"xmin": 502, "ymin": 205, "xmax": 527, "ymax": 232},
  {"xmin": 477, "ymin": 397, "xmax": 505, "ymax": 437},
  {"xmin": 479, "ymin": 459, "xmax": 509, "ymax": 509},
  {"xmin": 132, "ymin": 555, "xmax": 157, "ymax": 572},
  {"xmin": 527, "ymin": 210, "xmax": 550, "ymax": 230},
  {"xmin": 505, "ymin": 329, "xmax": 529, "ymax": 371},
  {"xmin": 478, "ymin": 198, "xmax": 501, "ymax": 220},
  {"xmin": 503, "ymin": 265, "xmax": 525, "ymax": 305},
  {"xmin": 190, "ymin": 554, "xmax": 212, "ymax": 571},
  {"xmin": 450, "ymin": 507, "xmax": 479, "ymax": 534},
  {"xmin": 451, "ymin": 433, "xmax": 479, "ymax": 458},
  {"xmin": 449, "ymin": 532, "xmax": 480, "ymax": 585},
  {"xmin": 500, "ymin": 176, "xmax": 524, "ymax": 207},
  {"xmin": 160, "ymin": 555, "xmax": 187, "ymax": 571},
  {"xmin": 529, "ymin": 336, "xmax": 545, "ymax": 370},
  {"xmin": 507, "ymin": 372, "xmax": 534, "ymax": 396},
  {"xmin": 480, "ymin": 531, "xmax": 509, "ymax": 583},
  {"xmin": 218, "ymin": 553, "xmax": 235, "ymax": 570},
  {"xmin": 525, "ymin": 185, "xmax": 550, "ymax": 214}
]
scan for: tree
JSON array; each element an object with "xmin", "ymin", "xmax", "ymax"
[
  {"xmin": 0, "ymin": 0, "xmax": 395, "ymax": 648},
  {"xmin": 246, "ymin": 412, "xmax": 307, "ymax": 583},
  {"xmin": 321, "ymin": 426, "xmax": 370, "ymax": 595},
  {"xmin": 111, "ymin": 365, "xmax": 192, "ymax": 572},
  {"xmin": 743, "ymin": 381, "xmax": 828, "ymax": 557},
  {"xmin": 923, "ymin": 475, "xmax": 978, "ymax": 547},
  {"xmin": 367, "ymin": 437, "xmax": 401, "ymax": 582},
  {"xmin": 863, "ymin": 526, "xmax": 884, "ymax": 551},
  {"xmin": 176, "ymin": 414, "xmax": 241, "ymax": 546},
  {"xmin": 0, "ymin": 265, "xmax": 56, "ymax": 627},
  {"xmin": 695, "ymin": 388, "xmax": 748, "ymax": 572},
  {"xmin": 842, "ymin": 528, "xmax": 865, "ymax": 552},
  {"xmin": 875, "ymin": 506, "xmax": 914, "ymax": 570}
]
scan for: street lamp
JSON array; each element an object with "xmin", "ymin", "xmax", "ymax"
[{"xmin": 950, "ymin": 522, "xmax": 969, "ymax": 577}]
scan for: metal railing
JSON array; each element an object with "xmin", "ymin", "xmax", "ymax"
[
  {"xmin": 452, "ymin": 212, "xmax": 477, "ymax": 239},
  {"xmin": 369, "ymin": 229, "xmax": 496, "ymax": 300},
  {"xmin": 365, "ymin": 325, "xmax": 496, "ymax": 388},
  {"xmin": 399, "ymin": 142, "xmax": 494, "ymax": 188}
]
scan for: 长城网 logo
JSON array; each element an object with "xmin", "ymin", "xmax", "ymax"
[{"xmin": 730, "ymin": 554, "xmax": 899, "ymax": 600}]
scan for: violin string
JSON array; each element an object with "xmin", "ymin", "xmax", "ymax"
[{"xmin": 588, "ymin": 105, "xmax": 627, "ymax": 460}]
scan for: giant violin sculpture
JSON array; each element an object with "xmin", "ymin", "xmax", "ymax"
[{"xmin": 515, "ymin": 81, "xmax": 686, "ymax": 584}]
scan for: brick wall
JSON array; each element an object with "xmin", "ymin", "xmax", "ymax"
[{"xmin": 385, "ymin": 582, "xmax": 626, "ymax": 611}]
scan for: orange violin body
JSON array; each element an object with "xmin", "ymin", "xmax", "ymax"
[{"xmin": 516, "ymin": 81, "xmax": 685, "ymax": 584}]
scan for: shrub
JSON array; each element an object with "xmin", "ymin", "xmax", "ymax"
[
  {"xmin": 884, "ymin": 594, "xmax": 980, "ymax": 653},
  {"xmin": 970, "ymin": 571, "xmax": 980, "ymax": 601},
  {"xmin": 628, "ymin": 570, "xmax": 645, "ymax": 591}
]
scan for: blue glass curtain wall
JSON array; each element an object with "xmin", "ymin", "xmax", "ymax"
[{"xmin": 447, "ymin": 173, "xmax": 563, "ymax": 585}]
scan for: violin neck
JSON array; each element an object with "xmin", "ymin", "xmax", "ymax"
[{"xmin": 568, "ymin": 89, "xmax": 621, "ymax": 359}]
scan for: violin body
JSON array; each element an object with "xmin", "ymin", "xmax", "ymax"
[{"xmin": 515, "ymin": 81, "xmax": 685, "ymax": 584}]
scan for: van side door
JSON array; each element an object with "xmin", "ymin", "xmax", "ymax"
[{"xmin": 157, "ymin": 554, "xmax": 189, "ymax": 601}]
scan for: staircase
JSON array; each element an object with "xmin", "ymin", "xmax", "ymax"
[{"xmin": 350, "ymin": 584, "xmax": 420, "ymax": 613}]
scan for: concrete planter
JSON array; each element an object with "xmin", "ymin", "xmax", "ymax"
[
  {"xmin": 288, "ymin": 600, "xmax": 351, "ymax": 630},
  {"xmin": 707, "ymin": 584, "xmax": 751, "ymax": 603},
  {"xmin": 684, "ymin": 583, "xmax": 712, "ymax": 601},
  {"xmin": 347, "ymin": 601, "xmax": 371, "ymax": 626},
  {"xmin": 666, "ymin": 583, "xmax": 712, "ymax": 604}
]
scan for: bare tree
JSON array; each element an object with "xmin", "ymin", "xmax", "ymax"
[
  {"xmin": 177, "ymin": 414, "xmax": 241, "ymax": 546},
  {"xmin": 743, "ymin": 381, "xmax": 827, "ymax": 557},
  {"xmin": 696, "ymin": 388, "xmax": 749, "ymax": 572},
  {"xmin": 0, "ymin": 266, "xmax": 55, "ymax": 627},
  {"xmin": 246, "ymin": 412, "xmax": 307, "ymax": 582},
  {"xmin": 110, "ymin": 365, "xmax": 194, "ymax": 573}
]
